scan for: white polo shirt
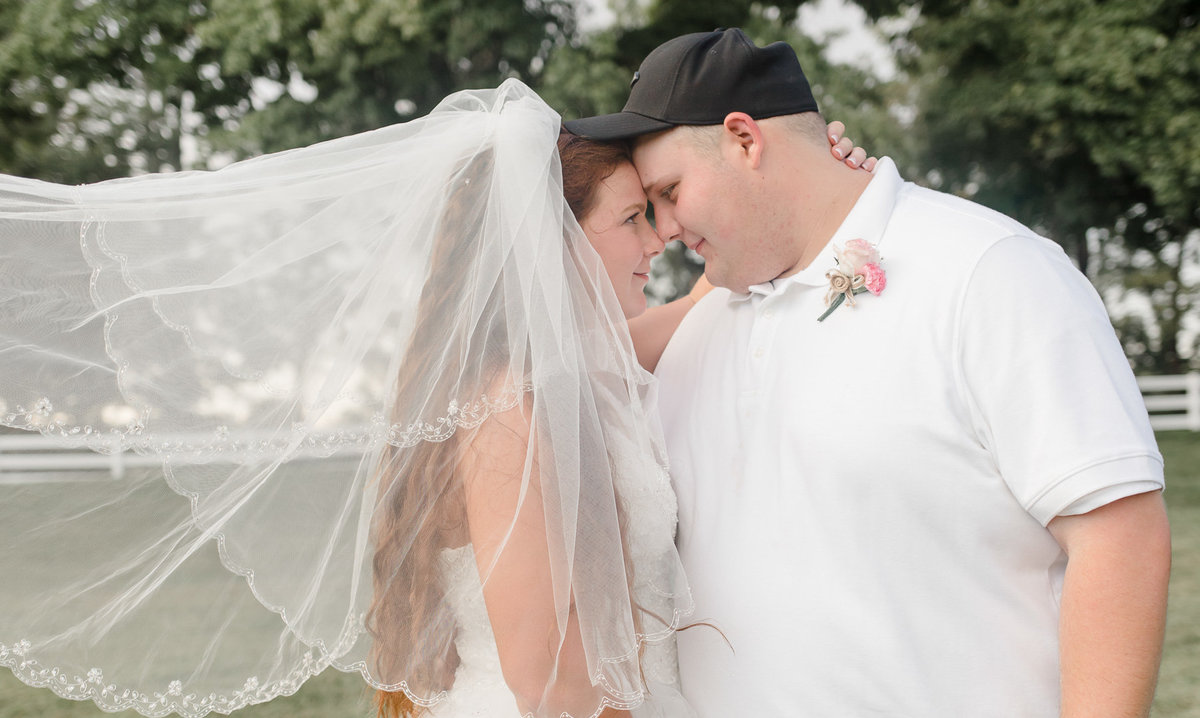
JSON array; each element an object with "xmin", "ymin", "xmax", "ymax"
[{"xmin": 655, "ymin": 158, "xmax": 1163, "ymax": 717}]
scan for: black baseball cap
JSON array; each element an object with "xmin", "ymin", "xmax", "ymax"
[{"xmin": 564, "ymin": 28, "xmax": 819, "ymax": 141}]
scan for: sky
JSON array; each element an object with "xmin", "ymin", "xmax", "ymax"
[{"xmin": 795, "ymin": 0, "xmax": 898, "ymax": 79}]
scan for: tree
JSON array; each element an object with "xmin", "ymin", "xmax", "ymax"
[
  {"xmin": 1089, "ymin": 206, "xmax": 1200, "ymax": 374},
  {"xmin": 0, "ymin": 0, "xmax": 254, "ymax": 182},
  {"xmin": 197, "ymin": 0, "xmax": 575, "ymax": 156},
  {"xmin": 2, "ymin": 0, "xmax": 918, "ymax": 308},
  {"xmin": 883, "ymin": 0, "xmax": 1200, "ymax": 372},
  {"xmin": 0, "ymin": 0, "xmax": 576, "ymax": 182}
]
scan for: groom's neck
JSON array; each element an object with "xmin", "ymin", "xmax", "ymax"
[{"xmin": 776, "ymin": 143, "xmax": 874, "ymax": 277}]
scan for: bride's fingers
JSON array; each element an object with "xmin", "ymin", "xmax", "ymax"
[
  {"xmin": 826, "ymin": 122, "xmax": 873, "ymax": 171},
  {"xmin": 831, "ymin": 135, "xmax": 855, "ymax": 160},
  {"xmin": 826, "ymin": 120, "xmax": 846, "ymax": 145},
  {"xmin": 844, "ymin": 146, "xmax": 867, "ymax": 168}
]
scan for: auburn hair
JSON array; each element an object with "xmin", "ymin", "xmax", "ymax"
[
  {"xmin": 370, "ymin": 129, "xmax": 641, "ymax": 717},
  {"xmin": 557, "ymin": 129, "xmax": 632, "ymax": 222}
]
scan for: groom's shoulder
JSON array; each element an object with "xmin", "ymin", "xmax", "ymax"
[
  {"xmin": 896, "ymin": 182, "xmax": 1036, "ymax": 245},
  {"xmin": 889, "ymin": 183, "xmax": 1087, "ymax": 308}
]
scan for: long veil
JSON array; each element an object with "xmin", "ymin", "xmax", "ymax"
[{"xmin": 0, "ymin": 79, "xmax": 692, "ymax": 717}]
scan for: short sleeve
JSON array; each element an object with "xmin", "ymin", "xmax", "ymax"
[
  {"xmin": 954, "ymin": 234, "xmax": 1164, "ymax": 526},
  {"xmin": 1058, "ymin": 480, "xmax": 1163, "ymax": 517}
]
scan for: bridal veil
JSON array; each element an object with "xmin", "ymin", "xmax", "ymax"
[{"xmin": 0, "ymin": 79, "xmax": 691, "ymax": 717}]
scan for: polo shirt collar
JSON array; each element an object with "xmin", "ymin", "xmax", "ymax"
[{"xmin": 728, "ymin": 157, "xmax": 904, "ymax": 302}]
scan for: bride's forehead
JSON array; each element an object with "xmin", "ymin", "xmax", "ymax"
[{"xmin": 589, "ymin": 165, "xmax": 646, "ymax": 215}]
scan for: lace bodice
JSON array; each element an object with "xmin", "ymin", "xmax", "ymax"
[{"xmin": 430, "ymin": 465, "xmax": 681, "ymax": 717}]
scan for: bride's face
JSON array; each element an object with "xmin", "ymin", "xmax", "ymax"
[{"xmin": 579, "ymin": 161, "xmax": 665, "ymax": 319}]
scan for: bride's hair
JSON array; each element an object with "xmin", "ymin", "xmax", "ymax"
[
  {"xmin": 557, "ymin": 129, "xmax": 633, "ymax": 220},
  {"xmin": 368, "ymin": 130, "xmax": 641, "ymax": 718},
  {"xmin": 366, "ymin": 148, "xmax": 502, "ymax": 717}
]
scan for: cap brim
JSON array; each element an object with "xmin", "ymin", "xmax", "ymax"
[{"xmin": 563, "ymin": 111, "xmax": 676, "ymax": 141}]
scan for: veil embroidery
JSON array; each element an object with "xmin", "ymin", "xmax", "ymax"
[{"xmin": 0, "ymin": 79, "xmax": 692, "ymax": 718}]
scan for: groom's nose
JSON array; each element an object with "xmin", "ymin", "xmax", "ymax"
[{"xmin": 651, "ymin": 203, "xmax": 681, "ymax": 244}]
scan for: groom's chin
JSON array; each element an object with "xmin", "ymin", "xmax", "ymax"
[{"xmin": 711, "ymin": 274, "xmax": 747, "ymax": 295}]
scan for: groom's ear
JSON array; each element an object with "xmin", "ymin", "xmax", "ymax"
[{"xmin": 721, "ymin": 113, "xmax": 764, "ymax": 170}]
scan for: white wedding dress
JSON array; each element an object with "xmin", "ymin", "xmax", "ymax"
[{"xmin": 429, "ymin": 465, "xmax": 685, "ymax": 717}]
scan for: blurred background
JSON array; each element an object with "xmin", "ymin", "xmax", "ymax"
[
  {"xmin": 1, "ymin": 0, "xmax": 1197, "ymax": 716},
  {"xmin": 3, "ymin": 0, "xmax": 1197, "ymax": 375}
]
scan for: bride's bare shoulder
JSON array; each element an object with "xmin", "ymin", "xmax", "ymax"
[{"xmin": 458, "ymin": 382, "xmax": 535, "ymax": 486}]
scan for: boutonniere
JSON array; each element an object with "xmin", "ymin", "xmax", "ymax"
[{"xmin": 817, "ymin": 238, "xmax": 886, "ymax": 322}]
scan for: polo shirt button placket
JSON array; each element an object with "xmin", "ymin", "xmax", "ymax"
[{"xmin": 750, "ymin": 297, "xmax": 777, "ymax": 367}]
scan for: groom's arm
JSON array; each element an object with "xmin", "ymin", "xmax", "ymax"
[{"xmin": 1047, "ymin": 490, "xmax": 1171, "ymax": 718}]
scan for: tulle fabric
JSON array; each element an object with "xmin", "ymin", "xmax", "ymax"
[{"xmin": 0, "ymin": 79, "xmax": 692, "ymax": 717}]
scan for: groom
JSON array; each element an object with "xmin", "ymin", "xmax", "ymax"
[{"xmin": 567, "ymin": 29, "xmax": 1170, "ymax": 717}]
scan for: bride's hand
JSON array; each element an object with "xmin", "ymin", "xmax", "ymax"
[{"xmin": 826, "ymin": 120, "xmax": 877, "ymax": 172}]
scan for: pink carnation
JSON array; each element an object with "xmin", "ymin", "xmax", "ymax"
[{"xmin": 860, "ymin": 263, "xmax": 887, "ymax": 295}]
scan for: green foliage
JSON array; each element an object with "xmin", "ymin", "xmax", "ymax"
[
  {"xmin": 889, "ymin": 0, "xmax": 1200, "ymax": 372},
  {"xmin": 0, "ymin": 0, "xmax": 253, "ymax": 181},
  {"xmin": 1090, "ymin": 206, "xmax": 1200, "ymax": 374},
  {"xmin": 0, "ymin": 0, "xmax": 575, "ymax": 181},
  {"xmin": 536, "ymin": 29, "xmax": 630, "ymax": 121},
  {"xmin": 198, "ymin": 0, "xmax": 575, "ymax": 155},
  {"xmin": 0, "ymin": 0, "xmax": 912, "ymax": 304}
]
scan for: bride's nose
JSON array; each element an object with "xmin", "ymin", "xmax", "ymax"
[{"xmin": 640, "ymin": 222, "xmax": 666, "ymax": 258}]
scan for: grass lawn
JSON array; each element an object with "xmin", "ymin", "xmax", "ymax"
[
  {"xmin": 3, "ymin": 431, "xmax": 1198, "ymax": 717},
  {"xmin": 0, "ymin": 669, "xmax": 372, "ymax": 718},
  {"xmin": 1153, "ymin": 430, "xmax": 1200, "ymax": 718}
]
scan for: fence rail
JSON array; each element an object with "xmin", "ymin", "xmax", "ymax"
[
  {"xmin": 0, "ymin": 428, "xmax": 364, "ymax": 483},
  {"xmin": 1137, "ymin": 372, "xmax": 1200, "ymax": 432},
  {"xmin": 2, "ymin": 373, "xmax": 1198, "ymax": 481}
]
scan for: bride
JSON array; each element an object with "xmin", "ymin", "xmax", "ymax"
[{"xmin": 0, "ymin": 79, "xmax": 865, "ymax": 718}]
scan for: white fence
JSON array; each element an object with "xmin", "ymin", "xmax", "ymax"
[
  {"xmin": 0, "ymin": 429, "xmax": 363, "ymax": 483},
  {"xmin": 0, "ymin": 432, "xmax": 150, "ymax": 480},
  {"xmin": 2, "ymin": 374, "xmax": 1198, "ymax": 482},
  {"xmin": 1137, "ymin": 373, "xmax": 1200, "ymax": 432}
]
